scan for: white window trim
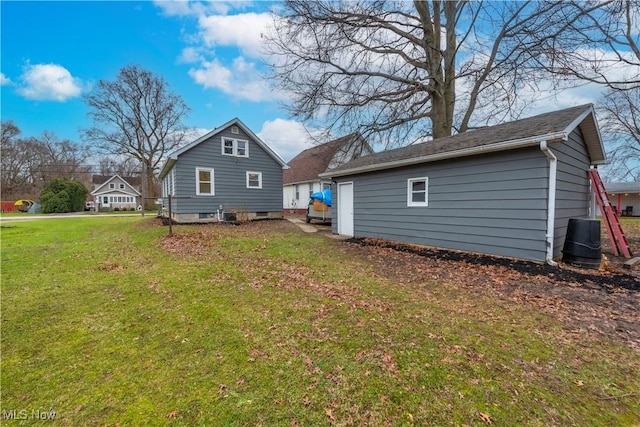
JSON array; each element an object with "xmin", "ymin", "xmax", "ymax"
[
  {"xmin": 119, "ymin": 183, "xmax": 125, "ymax": 189},
  {"xmin": 246, "ymin": 171, "xmax": 262, "ymax": 189},
  {"xmin": 195, "ymin": 167, "xmax": 215, "ymax": 196},
  {"xmin": 407, "ymin": 177, "xmax": 429, "ymax": 207},
  {"xmin": 221, "ymin": 137, "xmax": 249, "ymax": 158},
  {"xmin": 109, "ymin": 183, "xmax": 115, "ymax": 189}
]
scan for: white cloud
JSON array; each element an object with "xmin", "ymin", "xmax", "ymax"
[
  {"xmin": 154, "ymin": 1, "xmax": 253, "ymax": 18},
  {"xmin": 0, "ymin": 73, "xmax": 11, "ymax": 85},
  {"xmin": 184, "ymin": 126, "xmax": 211, "ymax": 141},
  {"xmin": 188, "ymin": 56, "xmax": 282, "ymax": 102},
  {"xmin": 17, "ymin": 63, "xmax": 84, "ymax": 101},
  {"xmin": 257, "ymin": 118, "xmax": 329, "ymax": 162},
  {"xmin": 178, "ymin": 46, "xmax": 205, "ymax": 64},
  {"xmin": 197, "ymin": 12, "xmax": 271, "ymax": 57},
  {"xmin": 155, "ymin": 2, "xmax": 277, "ymax": 102}
]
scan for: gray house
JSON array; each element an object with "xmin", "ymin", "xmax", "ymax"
[
  {"xmin": 320, "ymin": 105, "xmax": 607, "ymax": 264},
  {"xmin": 91, "ymin": 175, "xmax": 141, "ymax": 211},
  {"xmin": 159, "ymin": 118, "xmax": 287, "ymax": 223}
]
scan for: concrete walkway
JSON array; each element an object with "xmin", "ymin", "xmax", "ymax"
[
  {"xmin": 286, "ymin": 217, "xmax": 350, "ymax": 240},
  {"xmin": 286, "ymin": 217, "xmax": 319, "ymax": 233}
]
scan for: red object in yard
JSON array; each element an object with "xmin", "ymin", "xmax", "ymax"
[
  {"xmin": 0, "ymin": 201, "xmax": 16, "ymax": 212},
  {"xmin": 589, "ymin": 170, "xmax": 632, "ymax": 258}
]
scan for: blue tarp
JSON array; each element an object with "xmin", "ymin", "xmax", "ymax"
[
  {"xmin": 28, "ymin": 202, "xmax": 42, "ymax": 214},
  {"xmin": 310, "ymin": 189, "xmax": 332, "ymax": 207}
]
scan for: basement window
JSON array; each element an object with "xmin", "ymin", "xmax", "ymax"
[{"xmin": 407, "ymin": 177, "xmax": 428, "ymax": 207}]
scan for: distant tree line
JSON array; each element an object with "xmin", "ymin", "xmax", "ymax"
[
  {"xmin": 0, "ymin": 120, "xmax": 150, "ymax": 202},
  {"xmin": 1, "ymin": 121, "xmax": 92, "ymax": 200}
]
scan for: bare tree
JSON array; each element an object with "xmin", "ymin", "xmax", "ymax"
[
  {"xmin": 264, "ymin": 0, "xmax": 567, "ymax": 147},
  {"xmin": 82, "ymin": 65, "xmax": 190, "ymax": 200},
  {"xmin": 1, "ymin": 121, "xmax": 28, "ymax": 199},
  {"xmin": 598, "ymin": 87, "xmax": 640, "ymax": 181},
  {"xmin": 533, "ymin": 0, "xmax": 639, "ymax": 91},
  {"xmin": 96, "ymin": 155, "xmax": 141, "ymax": 177},
  {"xmin": 1, "ymin": 121, "xmax": 92, "ymax": 199}
]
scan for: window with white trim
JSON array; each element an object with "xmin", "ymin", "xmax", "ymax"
[
  {"xmin": 246, "ymin": 171, "xmax": 262, "ymax": 189},
  {"xmin": 196, "ymin": 167, "xmax": 214, "ymax": 195},
  {"xmin": 407, "ymin": 177, "xmax": 428, "ymax": 207},
  {"xmin": 221, "ymin": 137, "xmax": 249, "ymax": 157},
  {"xmin": 109, "ymin": 183, "xmax": 115, "ymax": 189},
  {"xmin": 119, "ymin": 183, "xmax": 125, "ymax": 189}
]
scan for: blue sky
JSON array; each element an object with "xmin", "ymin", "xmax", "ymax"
[
  {"xmin": 0, "ymin": 1, "xmax": 631, "ymax": 167},
  {"xmin": 0, "ymin": 1, "xmax": 314, "ymax": 162}
]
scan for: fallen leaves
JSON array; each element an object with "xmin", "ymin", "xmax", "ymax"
[
  {"xmin": 478, "ymin": 412, "xmax": 492, "ymax": 424},
  {"xmin": 345, "ymin": 237, "xmax": 640, "ymax": 351}
]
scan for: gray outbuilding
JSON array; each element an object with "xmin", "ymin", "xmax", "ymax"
[
  {"xmin": 320, "ymin": 104, "xmax": 607, "ymax": 264},
  {"xmin": 159, "ymin": 118, "xmax": 287, "ymax": 223}
]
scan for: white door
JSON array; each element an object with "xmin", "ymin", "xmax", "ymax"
[{"xmin": 338, "ymin": 182, "xmax": 354, "ymax": 236}]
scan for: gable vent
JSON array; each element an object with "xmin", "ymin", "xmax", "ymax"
[{"xmin": 231, "ymin": 126, "xmax": 239, "ymax": 134}]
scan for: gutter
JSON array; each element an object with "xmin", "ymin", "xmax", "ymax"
[
  {"xmin": 320, "ymin": 131, "xmax": 568, "ymax": 179},
  {"xmin": 540, "ymin": 141, "xmax": 558, "ymax": 266}
]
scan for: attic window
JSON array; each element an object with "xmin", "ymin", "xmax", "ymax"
[
  {"xmin": 222, "ymin": 137, "xmax": 249, "ymax": 158},
  {"xmin": 119, "ymin": 183, "xmax": 125, "ymax": 189},
  {"xmin": 109, "ymin": 183, "xmax": 115, "ymax": 189},
  {"xmin": 231, "ymin": 126, "xmax": 239, "ymax": 134}
]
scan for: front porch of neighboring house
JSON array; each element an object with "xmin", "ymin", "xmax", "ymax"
[{"xmin": 99, "ymin": 194, "xmax": 138, "ymax": 210}]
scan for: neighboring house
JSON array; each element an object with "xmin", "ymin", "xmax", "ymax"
[
  {"xmin": 283, "ymin": 134, "xmax": 373, "ymax": 213},
  {"xmin": 158, "ymin": 118, "xmax": 287, "ymax": 223},
  {"xmin": 91, "ymin": 175, "xmax": 141, "ymax": 211},
  {"xmin": 601, "ymin": 182, "xmax": 640, "ymax": 217},
  {"xmin": 320, "ymin": 104, "xmax": 607, "ymax": 264}
]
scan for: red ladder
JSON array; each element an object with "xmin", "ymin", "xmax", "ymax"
[{"xmin": 588, "ymin": 169, "xmax": 633, "ymax": 257}]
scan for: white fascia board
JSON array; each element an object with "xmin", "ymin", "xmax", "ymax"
[
  {"xmin": 320, "ymin": 132, "xmax": 568, "ymax": 179},
  {"xmin": 161, "ymin": 118, "xmax": 288, "ymax": 171},
  {"xmin": 158, "ymin": 157, "xmax": 176, "ymax": 180}
]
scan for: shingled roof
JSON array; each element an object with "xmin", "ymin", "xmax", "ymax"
[
  {"xmin": 284, "ymin": 133, "xmax": 370, "ymax": 184},
  {"xmin": 321, "ymin": 104, "xmax": 606, "ymax": 178}
]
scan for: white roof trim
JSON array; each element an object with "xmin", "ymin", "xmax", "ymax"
[
  {"xmin": 321, "ymin": 132, "xmax": 568, "ymax": 178},
  {"xmin": 159, "ymin": 118, "xmax": 287, "ymax": 179},
  {"xmin": 91, "ymin": 175, "xmax": 141, "ymax": 196}
]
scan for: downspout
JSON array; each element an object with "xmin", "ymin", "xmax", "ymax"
[{"xmin": 540, "ymin": 141, "xmax": 558, "ymax": 266}]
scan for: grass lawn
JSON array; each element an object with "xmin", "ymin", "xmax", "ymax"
[{"xmin": 1, "ymin": 217, "xmax": 638, "ymax": 426}]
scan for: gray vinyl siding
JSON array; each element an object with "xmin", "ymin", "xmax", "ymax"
[
  {"xmin": 170, "ymin": 126, "xmax": 283, "ymax": 214},
  {"xmin": 551, "ymin": 128, "xmax": 591, "ymax": 258},
  {"xmin": 333, "ymin": 147, "xmax": 550, "ymax": 261}
]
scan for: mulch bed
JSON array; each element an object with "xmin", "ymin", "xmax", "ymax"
[
  {"xmin": 341, "ymin": 237, "xmax": 640, "ymax": 350},
  {"xmin": 346, "ymin": 237, "xmax": 640, "ymax": 292}
]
